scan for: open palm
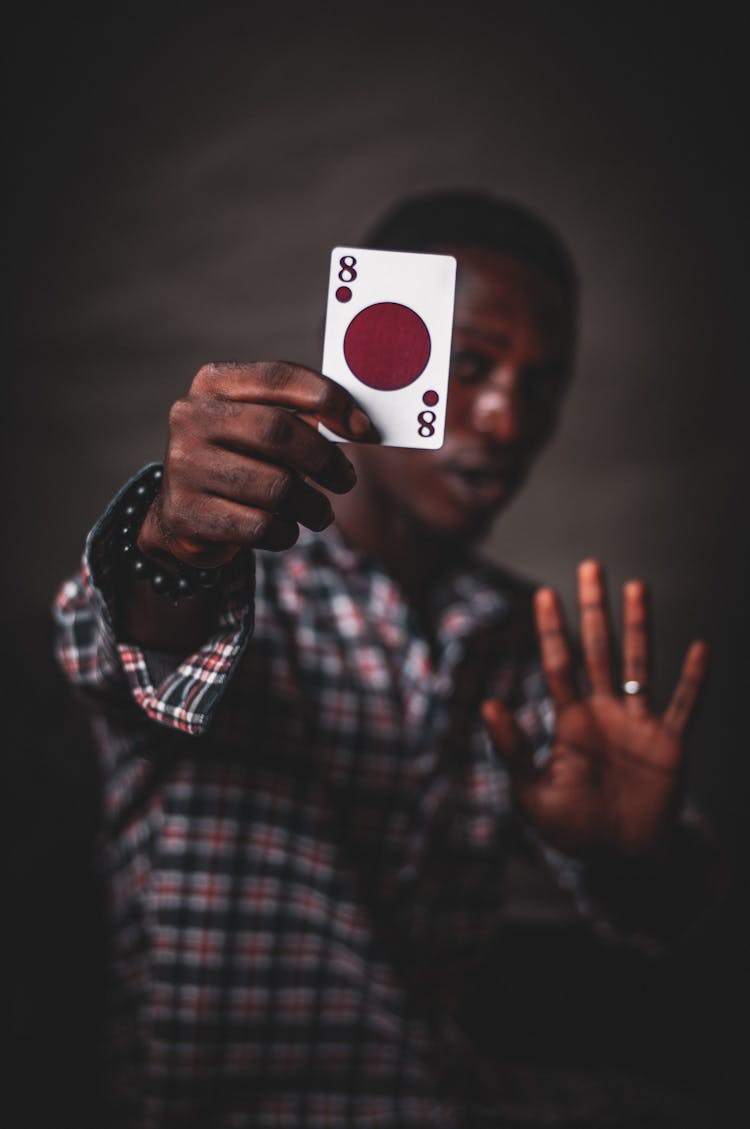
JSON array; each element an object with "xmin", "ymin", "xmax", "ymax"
[{"xmin": 482, "ymin": 560, "xmax": 707, "ymax": 857}]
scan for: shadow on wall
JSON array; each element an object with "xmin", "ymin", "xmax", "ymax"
[{"xmin": 5, "ymin": 616, "xmax": 106, "ymax": 1127}]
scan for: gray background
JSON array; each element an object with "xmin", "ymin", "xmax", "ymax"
[
  {"xmin": 7, "ymin": 1, "xmax": 746, "ymax": 849},
  {"xmin": 4, "ymin": 3, "xmax": 748, "ymax": 1121}
]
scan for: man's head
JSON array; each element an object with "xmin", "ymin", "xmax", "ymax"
[
  {"xmin": 361, "ymin": 188, "xmax": 579, "ymax": 306},
  {"xmin": 339, "ymin": 189, "xmax": 579, "ymax": 546}
]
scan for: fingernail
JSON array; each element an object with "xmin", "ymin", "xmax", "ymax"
[
  {"xmin": 344, "ymin": 456, "xmax": 357, "ymax": 483},
  {"xmin": 348, "ymin": 406, "xmax": 376, "ymax": 439}
]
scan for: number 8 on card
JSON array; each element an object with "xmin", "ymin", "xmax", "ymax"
[{"xmin": 320, "ymin": 246, "xmax": 457, "ymax": 450}]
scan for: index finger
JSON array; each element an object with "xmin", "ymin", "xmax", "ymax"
[
  {"xmin": 192, "ymin": 361, "xmax": 381, "ymax": 443},
  {"xmin": 662, "ymin": 640, "xmax": 709, "ymax": 736}
]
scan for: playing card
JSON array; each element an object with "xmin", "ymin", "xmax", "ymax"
[{"xmin": 320, "ymin": 246, "xmax": 457, "ymax": 449}]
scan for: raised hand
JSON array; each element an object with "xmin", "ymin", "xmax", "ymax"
[{"xmin": 482, "ymin": 559, "xmax": 708, "ymax": 858}]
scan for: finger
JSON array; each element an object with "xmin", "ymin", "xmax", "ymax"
[
  {"xmin": 184, "ymin": 398, "xmax": 358, "ymax": 494},
  {"xmin": 481, "ymin": 699, "xmax": 535, "ymax": 779},
  {"xmin": 622, "ymin": 579, "xmax": 651, "ymax": 716},
  {"xmin": 189, "ymin": 448, "xmax": 334, "ymax": 532},
  {"xmin": 191, "ymin": 361, "xmax": 380, "ymax": 443},
  {"xmin": 662, "ymin": 640, "xmax": 709, "ymax": 737},
  {"xmin": 533, "ymin": 586, "xmax": 578, "ymax": 708},
  {"xmin": 578, "ymin": 559, "xmax": 615, "ymax": 696}
]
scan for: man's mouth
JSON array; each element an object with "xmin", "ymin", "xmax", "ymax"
[{"xmin": 440, "ymin": 462, "xmax": 519, "ymax": 507}]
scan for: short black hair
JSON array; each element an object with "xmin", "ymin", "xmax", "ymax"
[{"xmin": 361, "ymin": 187, "xmax": 579, "ymax": 309}]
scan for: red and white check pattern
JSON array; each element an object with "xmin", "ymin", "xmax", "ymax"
[{"xmin": 53, "ymin": 466, "xmax": 707, "ymax": 1128}]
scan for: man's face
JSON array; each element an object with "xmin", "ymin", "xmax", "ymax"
[{"xmin": 348, "ymin": 243, "xmax": 576, "ymax": 543}]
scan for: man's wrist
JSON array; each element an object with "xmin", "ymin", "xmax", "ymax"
[
  {"xmin": 136, "ymin": 501, "xmax": 184, "ymax": 576},
  {"xmin": 580, "ymin": 818, "xmax": 722, "ymax": 941},
  {"xmin": 116, "ymin": 465, "xmax": 231, "ymax": 600}
]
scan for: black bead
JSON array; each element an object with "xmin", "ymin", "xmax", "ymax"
[
  {"xmin": 150, "ymin": 572, "xmax": 171, "ymax": 595},
  {"xmin": 115, "ymin": 471, "xmax": 224, "ymax": 600},
  {"xmin": 176, "ymin": 575, "xmax": 196, "ymax": 598}
]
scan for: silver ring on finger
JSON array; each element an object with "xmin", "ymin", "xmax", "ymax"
[{"xmin": 622, "ymin": 679, "xmax": 646, "ymax": 696}]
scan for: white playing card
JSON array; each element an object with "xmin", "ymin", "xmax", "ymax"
[{"xmin": 320, "ymin": 246, "xmax": 456, "ymax": 449}]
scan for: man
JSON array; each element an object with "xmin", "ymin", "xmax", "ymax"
[{"xmin": 54, "ymin": 190, "xmax": 716, "ymax": 1127}]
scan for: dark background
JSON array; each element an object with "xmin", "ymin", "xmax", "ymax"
[{"xmin": 5, "ymin": 3, "xmax": 748, "ymax": 1125}]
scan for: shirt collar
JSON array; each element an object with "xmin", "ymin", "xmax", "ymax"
[{"xmin": 309, "ymin": 524, "xmax": 512, "ymax": 644}]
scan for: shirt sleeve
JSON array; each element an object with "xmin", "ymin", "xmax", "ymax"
[
  {"xmin": 520, "ymin": 786, "xmax": 723, "ymax": 953},
  {"xmin": 553, "ymin": 806, "xmax": 724, "ymax": 952},
  {"xmin": 52, "ymin": 464, "xmax": 255, "ymax": 737}
]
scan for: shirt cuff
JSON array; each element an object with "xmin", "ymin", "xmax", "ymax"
[
  {"xmin": 530, "ymin": 807, "xmax": 724, "ymax": 953},
  {"xmin": 85, "ymin": 463, "xmax": 255, "ymax": 736},
  {"xmin": 575, "ymin": 808, "xmax": 724, "ymax": 951}
]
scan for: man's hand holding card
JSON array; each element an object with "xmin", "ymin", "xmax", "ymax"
[{"xmin": 321, "ymin": 247, "xmax": 456, "ymax": 450}]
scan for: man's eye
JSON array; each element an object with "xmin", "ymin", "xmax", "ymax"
[{"xmin": 450, "ymin": 350, "xmax": 492, "ymax": 384}]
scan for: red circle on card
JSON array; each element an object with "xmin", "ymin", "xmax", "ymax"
[
  {"xmin": 343, "ymin": 302, "xmax": 431, "ymax": 391},
  {"xmin": 336, "ymin": 286, "xmax": 352, "ymax": 302},
  {"xmin": 422, "ymin": 389, "xmax": 439, "ymax": 406}
]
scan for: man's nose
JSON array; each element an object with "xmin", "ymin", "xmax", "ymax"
[{"xmin": 470, "ymin": 366, "xmax": 523, "ymax": 443}]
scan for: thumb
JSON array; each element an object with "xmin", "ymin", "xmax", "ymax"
[{"xmin": 481, "ymin": 698, "xmax": 535, "ymax": 779}]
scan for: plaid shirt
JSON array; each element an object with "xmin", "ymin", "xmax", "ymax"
[{"xmin": 54, "ymin": 466, "xmax": 688, "ymax": 1128}]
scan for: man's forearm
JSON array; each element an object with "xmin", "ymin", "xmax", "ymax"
[
  {"xmin": 116, "ymin": 570, "xmax": 223, "ymax": 653},
  {"xmin": 115, "ymin": 486, "xmax": 234, "ymax": 653}
]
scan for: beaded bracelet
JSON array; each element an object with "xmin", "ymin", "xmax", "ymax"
[{"xmin": 116, "ymin": 465, "xmax": 225, "ymax": 599}]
